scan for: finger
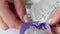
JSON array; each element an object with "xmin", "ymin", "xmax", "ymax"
[
  {"xmin": 0, "ymin": 6, "xmax": 22, "ymax": 29},
  {"xmin": 0, "ymin": 0, "xmax": 8, "ymax": 4},
  {"xmin": 48, "ymin": 7, "xmax": 60, "ymax": 25},
  {"xmin": 14, "ymin": 0, "xmax": 27, "ymax": 22},
  {"xmin": 0, "ymin": 0, "xmax": 23, "ymax": 29},
  {"xmin": 0, "ymin": 6, "xmax": 21, "ymax": 29},
  {"xmin": 0, "ymin": 0, "xmax": 9, "ymax": 9},
  {"xmin": 52, "ymin": 27, "xmax": 60, "ymax": 34},
  {"xmin": 24, "ymin": 15, "xmax": 31, "ymax": 22},
  {"xmin": 0, "ymin": 16, "xmax": 9, "ymax": 30}
]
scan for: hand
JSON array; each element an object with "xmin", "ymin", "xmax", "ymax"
[
  {"xmin": 48, "ymin": 7, "xmax": 60, "ymax": 34},
  {"xmin": 0, "ymin": 0, "xmax": 30, "ymax": 30}
]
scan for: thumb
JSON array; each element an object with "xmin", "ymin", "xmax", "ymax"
[
  {"xmin": 48, "ymin": 7, "xmax": 60, "ymax": 25},
  {"xmin": 48, "ymin": 14, "xmax": 60, "ymax": 25},
  {"xmin": 24, "ymin": 15, "xmax": 30, "ymax": 22}
]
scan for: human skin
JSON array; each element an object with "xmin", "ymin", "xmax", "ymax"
[
  {"xmin": 0, "ymin": 0, "xmax": 60, "ymax": 34},
  {"xmin": 48, "ymin": 7, "xmax": 60, "ymax": 34},
  {"xmin": 0, "ymin": 0, "xmax": 30, "ymax": 30}
]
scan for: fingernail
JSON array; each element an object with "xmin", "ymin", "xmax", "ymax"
[
  {"xmin": 24, "ymin": 15, "xmax": 30, "ymax": 22},
  {"xmin": 48, "ymin": 19, "xmax": 55, "ymax": 25}
]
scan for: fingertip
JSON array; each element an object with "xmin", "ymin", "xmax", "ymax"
[
  {"xmin": 48, "ymin": 19, "xmax": 56, "ymax": 25},
  {"xmin": 24, "ymin": 15, "xmax": 30, "ymax": 22},
  {"xmin": 48, "ymin": 14, "xmax": 60, "ymax": 25},
  {"xmin": 0, "ymin": 22, "xmax": 9, "ymax": 30},
  {"xmin": 0, "ymin": 25, "xmax": 9, "ymax": 31},
  {"xmin": 0, "ymin": 17, "xmax": 9, "ymax": 30}
]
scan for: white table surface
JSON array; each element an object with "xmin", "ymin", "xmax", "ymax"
[{"xmin": 0, "ymin": 28, "xmax": 19, "ymax": 34}]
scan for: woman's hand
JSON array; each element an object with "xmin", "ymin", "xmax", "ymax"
[
  {"xmin": 48, "ymin": 7, "xmax": 60, "ymax": 34},
  {"xmin": 0, "ymin": 0, "xmax": 30, "ymax": 30}
]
